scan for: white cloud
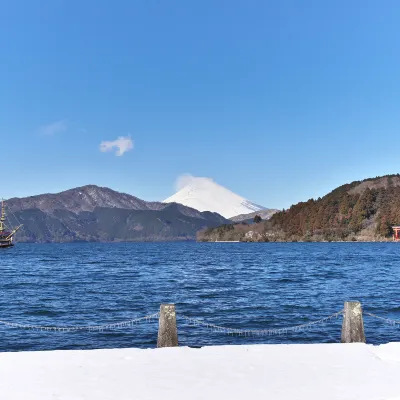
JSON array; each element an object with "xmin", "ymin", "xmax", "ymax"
[
  {"xmin": 175, "ymin": 174, "xmax": 214, "ymax": 191},
  {"xmin": 175, "ymin": 174, "xmax": 195, "ymax": 191},
  {"xmin": 99, "ymin": 136, "xmax": 134, "ymax": 156},
  {"xmin": 39, "ymin": 120, "xmax": 67, "ymax": 136}
]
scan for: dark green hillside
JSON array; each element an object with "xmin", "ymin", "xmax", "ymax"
[
  {"xmin": 198, "ymin": 174, "xmax": 400, "ymax": 242},
  {"xmin": 15, "ymin": 205, "xmax": 229, "ymax": 242},
  {"xmin": 7, "ymin": 186, "xmax": 229, "ymax": 242}
]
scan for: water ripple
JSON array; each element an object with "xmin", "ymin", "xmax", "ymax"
[{"xmin": 0, "ymin": 242, "xmax": 399, "ymax": 351}]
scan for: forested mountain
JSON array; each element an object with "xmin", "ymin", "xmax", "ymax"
[
  {"xmin": 6, "ymin": 185, "xmax": 229, "ymax": 242},
  {"xmin": 198, "ymin": 175, "xmax": 400, "ymax": 242}
]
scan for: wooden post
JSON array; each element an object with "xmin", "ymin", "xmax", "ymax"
[
  {"xmin": 341, "ymin": 301, "xmax": 366, "ymax": 343},
  {"xmin": 157, "ymin": 304, "xmax": 178, "ymax": 348}
]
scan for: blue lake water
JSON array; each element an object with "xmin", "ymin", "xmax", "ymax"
[{"xmin": 0, "ymin": 242, "xmax": 399, "ymax": 351}]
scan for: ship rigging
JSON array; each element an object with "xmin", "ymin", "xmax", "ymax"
[{"xmin": 0, "ymin": 200, "xmax": 23, "ymax": 248}]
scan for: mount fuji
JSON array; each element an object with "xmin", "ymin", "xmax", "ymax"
[{"xmin": 163, "ymin": 176, "xmax": 269, "ymax": 219}]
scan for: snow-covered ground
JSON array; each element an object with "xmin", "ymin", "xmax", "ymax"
[
  {"xmin": 1, "ymin": 343, "xmax": 400, "ymax": 400},
  {"xmin": 164, "ymin": 176, "xmax": 266, "ymax": 218}
]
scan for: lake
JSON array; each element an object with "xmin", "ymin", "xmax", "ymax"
[{"xmin": 0, "ymin": 242, "xmax": 399, "ymax": 351}]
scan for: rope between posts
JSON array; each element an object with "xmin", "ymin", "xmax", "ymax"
[
  {"xmin": 0, "ymin": 312, "xmax": 160, "ymax": 332},
  {"xmin": 181, "ymin": 310, "xmax": 344, "ymax": 337},
  {"xmin": 364, "ymin": 312, "xmax": 400, "ymax": 326}
]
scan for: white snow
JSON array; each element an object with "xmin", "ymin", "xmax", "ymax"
[
  {"xmin": 1, "ymin": 343, "xmax": 400, "ymax": 400},
  {"xmin": 164, "ymin": 177, "xmax": 265, "ymax": 218}
]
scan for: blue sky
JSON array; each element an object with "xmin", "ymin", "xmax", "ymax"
[{"xmin": 1, "ymin": 0, "xmax": 400, "ymax": 209}]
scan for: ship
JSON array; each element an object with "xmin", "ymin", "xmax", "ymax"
[{"xmin": 0, "ymin": 200, "xmax": 22, "ymax": 248}]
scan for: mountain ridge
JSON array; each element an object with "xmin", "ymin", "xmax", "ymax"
[
  {"xmin": 230, "ymin": 209, "xmax": 280, "ymax": 222},
  {"xmin": 7, "ymin": 185, "xmax": 162, "ymax": 214},
  {"xmin": 6, "ymin": 185, "xmax": 230, "ymax": 242}
]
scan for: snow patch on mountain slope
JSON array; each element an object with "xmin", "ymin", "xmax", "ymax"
[{"xmin": 163, "ymin": 176, "xmax": 265, "ymax": 218}]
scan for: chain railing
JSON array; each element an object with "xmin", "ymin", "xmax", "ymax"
[
  {"xmin": 181, "ymin": 310, "xmax": 343, "ymax": 337},
  {"xmin": 0, "ymin": 312, "xmax": 160, "ymax": 332},
  {"xmin": 0, "ymin": 302, "xmax": 398, "ymax": 347},
  {"xmin": 364, "ymin": 312, "xmax": 400, "ymax": 326}
]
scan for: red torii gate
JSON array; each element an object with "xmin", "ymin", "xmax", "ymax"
[{"xmin": 393, "ymin": 226, "xmax": 400, "ymax": 241}]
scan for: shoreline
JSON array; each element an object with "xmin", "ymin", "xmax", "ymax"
[
  {"xmin": 199, "ymin": 240, "xmax": 396, "ymax": 243},
  {"xmin": 12, "ymin": 239, "xmax": 399, "ymax": 244}
]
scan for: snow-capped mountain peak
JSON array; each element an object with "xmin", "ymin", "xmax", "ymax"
[{"xmin": 163, "ymin": 176, "xmax": 265, "ymax": 218}]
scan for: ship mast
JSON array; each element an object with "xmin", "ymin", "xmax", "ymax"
[
  {"xmin": 0, "ymin": 199, "xmax": 5, "ymax": 232},
  {"xmin": 0, "ymin": 199, "xmax": 23, "ymax": 239}
]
